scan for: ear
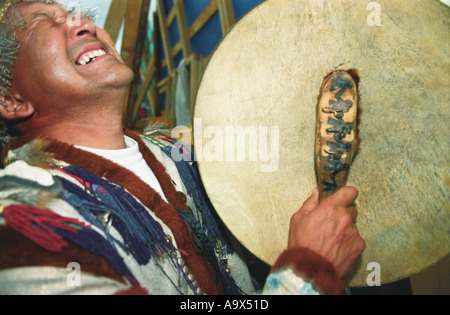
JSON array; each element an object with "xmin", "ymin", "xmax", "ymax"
[{"xmin": 0, "ymin": 92, "xmax": 35, "ymax": 120}]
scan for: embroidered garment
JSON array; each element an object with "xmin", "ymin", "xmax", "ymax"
[
  {"xmin": 0, "ymin": 131, "xmax": 345, "ymax": 295},
  {"xmin": 0, "ymin": 132, "xmax": 253, "ymax": 295}
]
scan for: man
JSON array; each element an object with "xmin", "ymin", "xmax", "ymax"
[{"xmin": 0, "ymin": 0, "xmax": 365, "ymax": 295}]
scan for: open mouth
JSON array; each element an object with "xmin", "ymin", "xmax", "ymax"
[{"xmin": 76, "ymin": 49, "xmax": 107, "ymax": 66}]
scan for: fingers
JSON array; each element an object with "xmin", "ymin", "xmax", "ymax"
[
  {"xmin": 301, "ymin": 188, "xmax": 320, "ymax": 212},
  {"xmin": 347, "ymin": 205, "xmax": 358, "ymax": 223}
]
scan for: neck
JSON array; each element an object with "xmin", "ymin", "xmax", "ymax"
[
  {"xmin": 17, "ymin": 94, "xmax": 129, "ymax": 149},
  {"xmin": 18, "ymin": 113, "xmax": 127, "ymax": 150},
  {"xmin": 31, "ymin": 123, "xmax": 126, "ymax": 149}
]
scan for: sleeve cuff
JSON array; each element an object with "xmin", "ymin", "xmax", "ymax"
[
  {"xmin": 262, "ymin": 267, "xmax": 320, "ymax": 295},
  {"xmin": 271, "ymin": 247, "xmax": 345, "ymax": 295}
]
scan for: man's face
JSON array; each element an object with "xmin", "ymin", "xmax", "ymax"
[{"xmin": 9, "ymin": 2, "xmax": 134, "ymax": 114}]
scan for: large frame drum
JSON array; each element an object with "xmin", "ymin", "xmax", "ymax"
[{"xmin": 194, "ymin": 0, "xmax": 449, "ymax": 286}]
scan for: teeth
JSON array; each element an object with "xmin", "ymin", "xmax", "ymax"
[
  {"xmin": 95, "ymin": 49, "xmax": 106, "ymax": 57},
  {"xmin": 77, "ymin": 49, "xmax": 106, "ymax": 66}
]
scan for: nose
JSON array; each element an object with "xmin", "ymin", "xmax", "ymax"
[{"xmin": 68, "ymin": 18, "xmax": 97, "ymax": 41}]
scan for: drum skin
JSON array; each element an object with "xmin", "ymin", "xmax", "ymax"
[{"xmin": 194, "ymin": 0, "xmax": 450, "ymax": 286}]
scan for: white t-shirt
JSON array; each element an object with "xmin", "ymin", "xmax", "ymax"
[{"xmin": 76, "ymin": 136, "xmax": 168, "ymax": 202}]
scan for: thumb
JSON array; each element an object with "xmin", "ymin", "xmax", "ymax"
[{"xmin": 325, "ymin": 186, "xmax": 359, "ymax": 207}]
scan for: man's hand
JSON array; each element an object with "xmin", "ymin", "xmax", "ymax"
[{"xmin": 289, "ymin": 187, "xmax": 365, "ymax": 279}]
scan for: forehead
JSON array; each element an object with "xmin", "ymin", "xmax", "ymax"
[{"xmin": 17, "ymin": 2, "xmax": 67, "ymax": 19}]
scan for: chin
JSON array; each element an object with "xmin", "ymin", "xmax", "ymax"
[{"xmin": 103, "ymin": 65, "xmax": 134, "ymax": 89}]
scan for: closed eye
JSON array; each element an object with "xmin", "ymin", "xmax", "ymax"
[
  {"xmin": 25, "ymin": 15, "xmax": 51, "ymax": 38},
  {"xmin": 25, "ymin": 10, "xmax": 68, "ymax": 37},
  {"xmin": 30, "ymin": 10, "xmax": 54, "ymax": 22},
  {"xmin": 27, "ymin": 11, "xmax": 55, "ymax": 29}
]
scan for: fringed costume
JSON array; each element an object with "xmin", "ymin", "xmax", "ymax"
[{"xmin": 0, "ymin": 131, "xmax": 345, "ymax": 295}]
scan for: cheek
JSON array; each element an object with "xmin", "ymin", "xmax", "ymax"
[{"xmin": 18, "ymin": 47, "xmax": 83, "ymax": 99}]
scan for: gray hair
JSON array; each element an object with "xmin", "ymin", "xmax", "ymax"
[
  {"xmin": 0, "ymin": 1, "xmax": 58, "ymax": 150},
  {"xmin": 0, "ymin": 1, "xmax": 97, "ymax": 151}
]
